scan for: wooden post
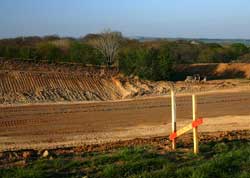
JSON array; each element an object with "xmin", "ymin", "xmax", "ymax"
[
  {"xmin": 192, "ymin": 94, "xmax": 199, "ymax": 154},
  {"xmin": 171, "ymin": 89, "xmax": 177, "ymax": 150}
]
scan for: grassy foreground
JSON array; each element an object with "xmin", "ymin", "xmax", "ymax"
[{"xmin": 1, "ymin": 140, "xmax": 250, "ymax": 178}]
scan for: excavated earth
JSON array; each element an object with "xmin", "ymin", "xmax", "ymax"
[
  {"xmin": 0, "ymin": 59, "xmax": 250, "ymax": 153},
  {"xmin": 1, "ymin": 59, "xmax": 250, "ymax": 105}
]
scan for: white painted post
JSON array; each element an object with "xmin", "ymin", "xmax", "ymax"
[
  {"xmin": 192, "ymin": 94, "xmax": 199, "ymax": 154},
  {"xmin": 171, "ymin": 89, "xmax": 177, "ymax": 150}
]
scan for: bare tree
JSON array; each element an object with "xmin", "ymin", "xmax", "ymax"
[{"xmin": 89, "ymin": 30, "xmax": 122, "ymax": 66}]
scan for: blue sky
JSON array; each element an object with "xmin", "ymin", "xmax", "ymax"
[{"xmin": 0, "ymin": 0, "xmax": 250, "ymax": 39}]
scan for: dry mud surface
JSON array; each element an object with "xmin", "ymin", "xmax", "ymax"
[{"xmin": 1, "ymin": 89, "xmax": 250, "ymax": 152}]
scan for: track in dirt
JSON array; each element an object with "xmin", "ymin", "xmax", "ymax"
[{"xmin": 0, "ymin": 90, "xmax": 250, "ymax": 151}]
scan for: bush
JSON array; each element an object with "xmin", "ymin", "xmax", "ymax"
[
  {"xmin": 69, "ymin": 41, "xmax": 103, "ymax": 65},
  {"xmin": 1, "ymin": 35, "xmax": 250, "ymax": 81},
  {"xmin": 119, "ymin": 45, "xmax": 173, "ymax": 81},
  {"xmin": 37, "ymin": 42, "xmax": 62, "ymax": 62}
]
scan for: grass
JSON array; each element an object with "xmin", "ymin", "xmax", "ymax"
[{"xmin": 0, "ymin": 140, "xmax": 250, "ymax": 178}]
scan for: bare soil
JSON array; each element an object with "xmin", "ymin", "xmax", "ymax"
[
  {"xmin": 1, "ymin": 89, "xmax": 250, "ymax": 152},
  {"xmin": 1, "ymin": 59, "xmax": 250, "ymax": 105},
  {"xmin": 0, "ymin": 60, "xmax": 250, "ymax": 153},
  {"xmin": 175, "ymin": 63, "xmax": 250, "ymax": 80},
  {"xmin": 0, "ymin": 130, "xmax": 249, "ymax": 169}
]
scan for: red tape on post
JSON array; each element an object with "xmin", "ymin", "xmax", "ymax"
[
  {"xmin": 192, "ymin": 118, "xmax": 203, "ymax": 128},
  {"xmin": 169, "ymin": 132, "xmax": 177, "ymax": 141}
]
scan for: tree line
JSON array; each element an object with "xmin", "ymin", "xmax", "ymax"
[{"xmin": 0, "ymin": 32, "xmax": 250, "ymax": 81}]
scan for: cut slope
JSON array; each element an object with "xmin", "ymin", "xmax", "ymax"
[
  {"xmin": 0, "ymin": 71, "xmax": 123, "ymax": 104},
  {"xmin": 175, "ymin": 63, "xmax": 250, "ymax": 80},
  {"xmin": 0, "ymin": 70, "xmax": 173, "ymax": 104},
  {"xmin": 1, "ymin": 59, "xmax": 250, "ymax": 105}
]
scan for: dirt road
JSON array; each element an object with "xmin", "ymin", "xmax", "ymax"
[{"xmin": 1, "ymin": 90, "xmax": 250, "ymax": 151}]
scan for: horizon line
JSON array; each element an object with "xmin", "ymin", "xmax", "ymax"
[{"xmin": 1, "ymin": 34, "xmax": 250, "ymax": 41}]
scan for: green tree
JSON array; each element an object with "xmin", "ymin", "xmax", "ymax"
[
  {"xmin": 119, "ymin": 46, "xmax": 173, "ymax": 81},
  {"xmin": 237, "ymin": 53, "xmax": 250, "ymax": 62},
  {"xmin": 4, "ymin": 46, "xmax": 20, "ymax": 58},
  {"xmin": 19, "ymin": 47, "xmax": 31, "ymax": 59},
  {"xmin": 0, "ymin": 45, "xmax": 4, "ymax": 57},
  {"xmin": 197, "ymin": 48, "xmax": 217, "ymax": 63},
  {"xmin": 230, "ymin": 43, "xmax": 249, "ymax": 59},
  {"xmin": 69, "ymin": 41, "xmax": 103, "ymax": 65},
  {"xmin": 155, "ymin": 45, "xmax": 173, "ymax": 80},
  {"xmin": 37, "ymin": 42, "xmax": 61, "ymax": 62},
  {"xmin": 170, "ymin": 42, "xmax": 200, "ymax": 64},
  {"xmin": 119, "ymin": 46, "xmax": 148, "ymax": 78}
]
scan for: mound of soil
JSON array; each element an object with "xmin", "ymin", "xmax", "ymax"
[
  {"xmin": 1, "ymin": 59, "xmax": 250, "ymax": 105},
  {"xmin": 175, "ymin": 63, "xmax": 250, "ymax": 80}
]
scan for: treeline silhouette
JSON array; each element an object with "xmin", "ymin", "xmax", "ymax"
[{"xmin": 0, "ymin": 35, "xmax": 250, "ymax": 80}]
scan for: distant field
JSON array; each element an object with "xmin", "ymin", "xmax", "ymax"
[{"xmin": 135, "ymin": 36, "xmax": 250, "ymax": 46}]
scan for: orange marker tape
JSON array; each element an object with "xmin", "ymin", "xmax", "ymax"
[
  {"xmin": 192, "ymin": 118, "xmax": 203, "ymax": 128},
  {"xmin": 169, "ymin": 132, "xmax": 177, "ymax": 141}
]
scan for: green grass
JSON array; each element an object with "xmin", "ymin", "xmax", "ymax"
[{"xmin": 1, "ymin": 140, "xmax": 250, "ymax": 178}]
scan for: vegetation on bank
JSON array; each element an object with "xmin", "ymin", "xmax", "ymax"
[
  {"xmin": 1, "ymin": 140, "xmax": 250, "ymax": 178},
  {"xmin": 0, "ymin": 33, "xmax": 250, "ymax": 81}
]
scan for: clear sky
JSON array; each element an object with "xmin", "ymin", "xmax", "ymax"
[{"xmin": 0, "ymin": 0, "xmax": 250, "ymax": 39}]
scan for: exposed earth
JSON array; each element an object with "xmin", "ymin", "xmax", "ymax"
[
  {"xmin": 1, "ymin": 59, "xmax": 250, "ymax": 105},
  {"xmin": 1, "ymin": 89, "xmax": 250, "ymax": 152},
  {"xmin": 0, "ymin": 59, "xmax": 250, "ymax": 153},
  {"xmin": 1, "ymin": 130, "xmax": 250, "ymax": 169}
]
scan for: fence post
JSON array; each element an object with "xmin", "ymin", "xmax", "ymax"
[
  {"xmin": 171, "ymin": 89, "xmax": 177, "ymax": 150},
  {"xmin": 192, "ymin": 94, "xmax": 199, "ymax": 154}
]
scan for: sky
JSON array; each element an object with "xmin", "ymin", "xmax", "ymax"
[{"xmin": 0, "ymin": 0, "xmax": 250, "ymax": 39}]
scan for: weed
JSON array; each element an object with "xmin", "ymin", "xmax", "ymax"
[{"xmin": 1, "ymin": 140, "xmax": 249, "ymax": 178}]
